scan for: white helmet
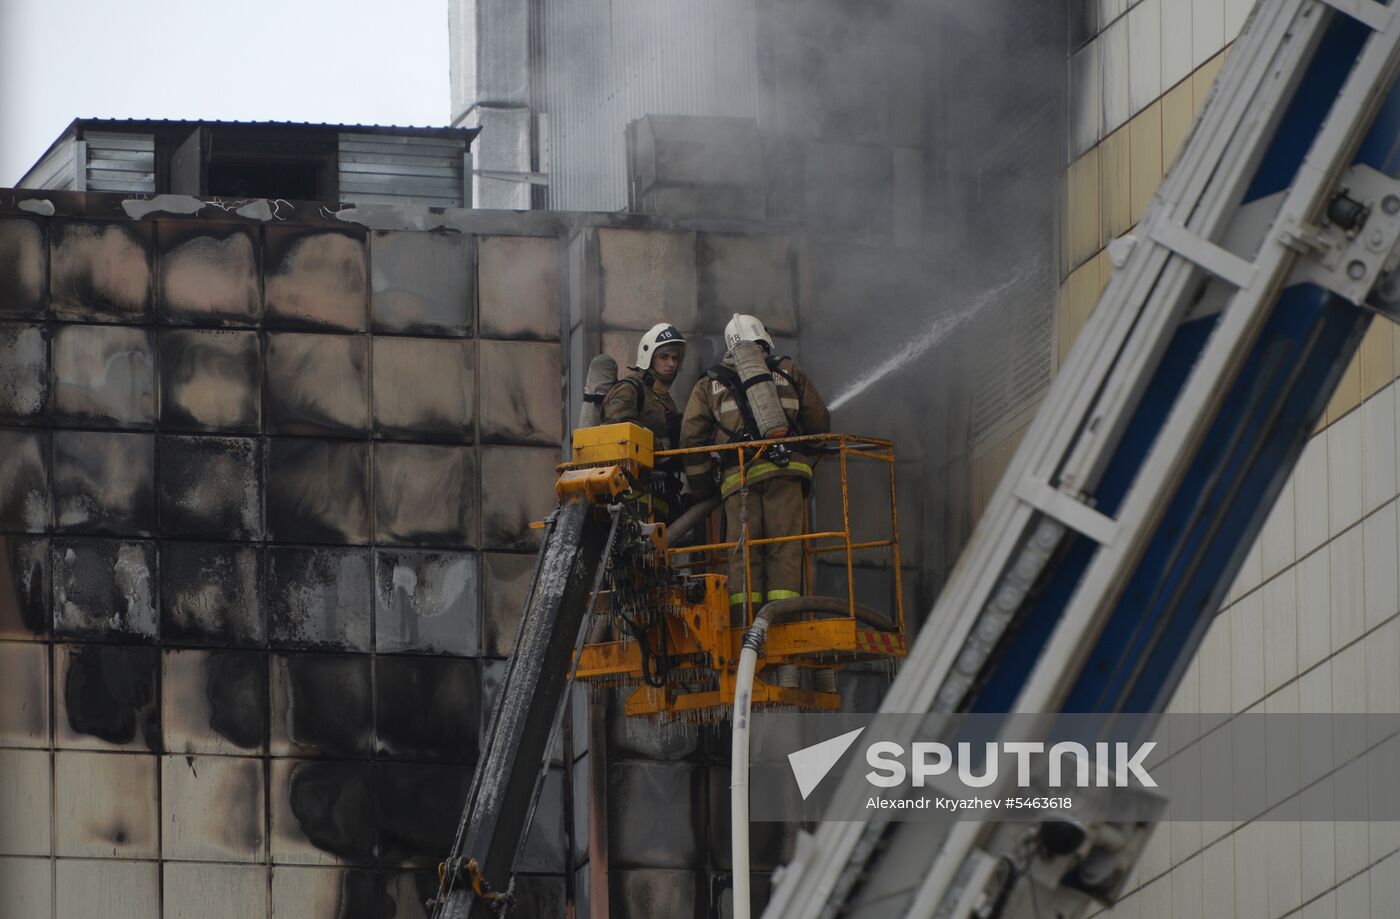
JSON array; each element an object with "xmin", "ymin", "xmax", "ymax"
[
  {"xmin": 724, "ymin": 313, "xmax": 773, "ymax": 352},
  {"xmin": 635, "ymin": 322, "xmax": 686, "ymax": 368}
]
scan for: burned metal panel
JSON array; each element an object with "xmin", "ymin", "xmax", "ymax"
[
  {"xmin": 696, "ymin": 233, "xmax": 796, "ymax": 335},
  {"xmin": 53, "ymin": 539, "xmax": 158, "ymax": 639},
  {"xmin": 0, "ymin": 749, "xmax": 51, "ymax": 855},
  {"xmin": 0, "ymin": 218, "xmax": 47, "ymax": 317},
  {"xmin": 480, "ymin": 551, "xmax": 535, "ymax": 657},
  {"xmin": 517, "ymin": 766, "xmax": 568, "ymax": 873},
  {"xmin": 480, "ymin": 446, "xmax": 561, "ymax": 550},
  {"xmin": 52, "ymin": 323, "xmax": 157, "ymax": 427},
  {"xmin": 164, "ymin": 863, "xmax": 270, "ymax": 919},
  {"xmin": 373, "ymin": 443, "xmax": 479, "ymax": 547},
  {"xmin": 597, "ymin": 228, "xmax": 698, "ymax": 331},
  {"xmin": 0, "ymin": 429, "xmax": 49, "ymax": 533},
  {"xmin": 161, "ymin": 753, "xmax": 266, "ymax": 861},
  {"xmin": 607, "ymin": 761, "xmax": 704, "ymax": 869},
  {"xmin": 0, "ymin": 642, "xmax": 49, "ymax": 748},
  {"xmin": 478, "ymin": 339, "xmax": 564, "ymax": 445},
  {"xmin": 264, "ymin": 227, "xmax": 368, "ymax": 331},
  {"xmin": 265, "ymin": 439, "xmax": 371, "ymax": 544},
  {"xmin": 372, "ymin": 336, "xmax": 475, "ymax": 441},
  {"xmin": 369, "ymin": 230, "xmax": 473, "ymax": 336},
  {"xmin": 160, "ymin": 542, "xmax": 264, "ymax": 647},
  {"xmin": 383, "ymin": 870, "xmax": 439, "ymax": 919},
  {"xmin": 373, "ymin": 656, "xmax": 480, "ymax": 762},
  {"xmin": 0, "ymin": 537, "xmax": 50, "ymax": 638},
  {"xmin": 0, "ymin": 323, "xmax": 48, "ymax": 419},
  {"xmin": 158, "ymin": 329, "xmax": 262, "ymax": 433},
  {"xmin": 269, "ymin": 653, "xmax": 372, "ymax": 758},
  {"xmin": 706, "ymin": 767, "xmax": 799, "ymax": 870},
  {"xmin": 157, "ymin": 222, "xmax": 261, "ymax": 326},
  {"xmin": 512, "ymin": 876, "xmax": 569, "ymax": 919},
  {"xmin": 162, "ymin": 649, "xmax": 268, "ymax": 755},
  {"xmin": 270, "ymin": 865, "xmax": 385, "ymax": 919},
  {"xmin": 54, "ymin": 642, "xmax": 159, "ymax": 750},
  {"xmin": 478, "ymin": 235, "xmax": 561, "ymax": 340},
  {"xmin": 267, "ymin": 547, "xmax": 373, "ymax": 652},
  {"xmin": 53, "ymin": 430, "xmax": 156, "ymax": 535},
  {"xmin": 375, "ymin": 761, "xmax": 473, "ymax": 867},
  {"xmin": 265, "ymin": 332, "xmax": 370, "ymax": 435},
  {"xmin": 611, "ymin": 868, "xmax": 704, "ymax": 919},
  {"xmin": 54, "ymin": 750, "xmax": 159, "ymax": 857},
  {"xmin": 50, "ymin": 220, "xmax": 153, "ymax": 320},
  {"xmin": 607, "ymin": 695, "xmax": 700, "ymax": 761},
  {"xmin": 56, "ymin": 860, "xmax": 160, "ymax": 919},
  {"xmin": 269, "ymin": 759, "xmax": 375, "ymax": 866},
  {"xmin": 158, "ymin": 436, "xmax": 263, "ymax": 539},
  {"xmin": 0, "ymin": 859, "xmax": 51, "ymax": 919},
  {"xmin": 374, "ymin": 548, "xmax": 480, "ymax": 656}
]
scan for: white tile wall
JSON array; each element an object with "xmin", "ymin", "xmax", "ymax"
[
  {"xmin": 1296, "ymin": 434, "xmax": 1330, "ymax": 556},
  {"xmin": 1329, "ymin": 411, "xmax": 1365, "ymax": 536},
  {"xmin": 1233, "ymin": 821, "xmax": 1269, "ymax": 918},
  {"xmin": 1329, "ymin": 526, "xmax": 1366, "ymax": 651},
  {"xmin": 1297, "ymin": 548, "xmax": 1332, "ymax": 670},
  {"xmin": 1170, "ymin": 852, "xmax": 1204, "ymax": 919},
  {"xmin": 1161, "ymin": 0, "xmax": 1195, "ymax": 91},
  {"xmin": 1200, "ymin": 836, "xmax": 1234, "ymax": 916},
  {"xmin": 1360, "ymin": 388, "xmax": 1396, "ymax": 514},
  {"xmin": 1302, "ymin": 889, "xmax": 1336, "ymax": 919},
  {"xmin": 1262, "ymin": 568, "xmax": 1298, "ymax": 694},
  {"xmin": 1068, "ymin": 0, "xmax": 1230, "ymax": 156},
  {"xmin": 1191, "ymin": 0, "xmax": 1226, "ymax": 69},
  {"xmin": 1230, "ymin": 590, "xmax": 1264, "ymax": 710},
  {"xmin": 1362, "ymin": 502, "xmax": 1399, "ymax": 630},
  {"xmin": 1264, "ymin": 821, "xmax": 1303, "ymax": 917},
  {"xmin": 1225, "ymin": 0, "xmax": 1253, "ymax": 39},
  {"xmin": 1262, "ymin": 474, "xmax": 1295, "ymax": 579},
  {"xmin": 1127, "ymin": 0, "xmax": 1163, "ymax": 112}
]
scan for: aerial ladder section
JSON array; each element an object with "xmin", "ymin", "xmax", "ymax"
[{"xmin": 764, "ymin": 1, "xmax": 1400, "ymax": 916}]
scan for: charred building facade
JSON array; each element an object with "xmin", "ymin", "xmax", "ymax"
[{"xmin": 0, "ymin": 112, "xmax": 828, "ymax": 917}]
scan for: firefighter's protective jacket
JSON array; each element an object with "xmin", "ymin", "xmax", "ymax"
[
  {"xmin": 680, "ymin": 353, "xmax": 831, "ymax": 498},
  {"xmin": 601, "ymin": 367, "xmax": 681, "ymax": 449}
]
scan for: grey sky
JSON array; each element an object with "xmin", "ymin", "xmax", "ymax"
[{"xmin": 0, "ymin": 0, "xmax": 450, "ymax": 186}]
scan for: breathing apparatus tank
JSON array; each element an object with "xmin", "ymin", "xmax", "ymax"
[
  {"xmin": 725, "ymin": 314, "xmax": 790, "ymax": 440},
  {"xmin": 579, "ymin": 353, "xmax": 619, "ymax": 427},
  {"xmin": 729, "ymin": 340, "xmax": 790, "ymax": 439}
]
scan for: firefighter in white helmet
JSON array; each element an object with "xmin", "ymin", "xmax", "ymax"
[
  {"xmin": 681, "ymin": 314, "xmax": 830, "ymax": 616},
  {"xmin": 601, "ymin": 322, "xmax": 688, "ymax": 520}
]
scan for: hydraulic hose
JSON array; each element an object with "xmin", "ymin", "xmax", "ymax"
[
  {"xmin": 731, "ymin": 594, "xmax": 894, "ymax": 919},
  {"xmin": 666, "ymin": 495, "xmax": 722, "ymax": 544},
  {"xmin": 731, "ymin": 608, "xmax": 771, "ymax": 919}
]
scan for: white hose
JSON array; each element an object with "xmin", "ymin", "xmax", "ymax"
[{"xmin": 732, "ymin": 613, "xmax": 770, "ymax": 919}]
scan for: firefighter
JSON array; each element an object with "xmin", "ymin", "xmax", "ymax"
[
  {"xmin": 601, "ymin": 322, "xmax": 687, "ymax": 520},
  {"xmin": 680, "ymin": 314, "xmax": 830, "ymax": 616}
]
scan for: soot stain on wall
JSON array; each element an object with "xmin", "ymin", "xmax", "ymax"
[
  {"xmin": 278, "ymin": 653, "xmax": 372, "ymax": 757},
  {"xmin": 286, "ymin": 760, "xmax": 374, "ymax": 861},
  {"xmin": 63, "ymin": 643, "xmax": 159, "ymax": 749},
  {"xmin": 0, "ymin": 217, "xmax": 47, "ymax": 316},
  {"xmin": 374, "ymin": 656, "xmax": 479, "ymax": 762},
  {"xmin": 375, "ymin": 762, "xmax": 472, "ymax": 864},
  {"xmin": 206, "ymin": 650, "xmax": 267, "ymax": 751},
  {"xmin": 0, "ymin": 536, "xmax": 49, "ymax": 636}
]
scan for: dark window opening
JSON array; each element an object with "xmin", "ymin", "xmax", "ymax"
[{"xmin": 207, "ymin": 159, "xmax": 322, "ymax": 200}]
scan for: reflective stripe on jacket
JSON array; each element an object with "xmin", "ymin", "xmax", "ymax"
[{"xmin": 679, "ymin": 354, "xmax": 830, "ymax": 498}]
